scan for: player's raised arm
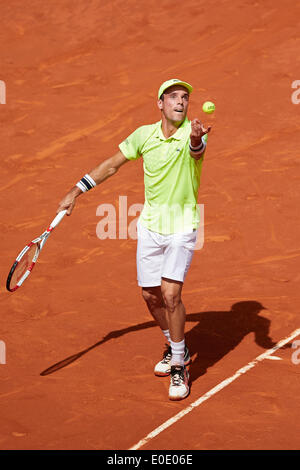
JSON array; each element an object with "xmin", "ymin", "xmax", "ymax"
[{"xmin": 56, "ymin": 150, "xmax": 128, "ymax": 215}]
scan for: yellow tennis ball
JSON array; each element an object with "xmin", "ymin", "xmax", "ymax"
[{"xmin": 202, "ymin": 101, "xmax": 215, "ymax": 114}]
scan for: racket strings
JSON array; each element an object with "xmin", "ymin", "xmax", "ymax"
[
  {"xmin": 6, "ymin": 210, "xmax": 66, "ymax": 292},
  {"xmin": 10, "ymin": 244, "xmax": 38, "ymax": 288}
]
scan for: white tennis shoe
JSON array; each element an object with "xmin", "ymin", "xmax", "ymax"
[
  {"xmin": 154, "ymin": 344, "xmax": 191, "ymax": 377},
  {"xmin": 168, "ymin": 365, "xmax": 190, "ymax": 401}
]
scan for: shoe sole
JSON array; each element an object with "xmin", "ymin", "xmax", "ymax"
[
  {"xmin": 154, "ymin": 357, "xmax": 191, "ymax": 377},
  {"xmin": 169, "ymin": 388, "xmax": 190, "ymax": 401},
  {"xmin": 154, "ymin": 371, "xmax": 171, "ymax": 377}
]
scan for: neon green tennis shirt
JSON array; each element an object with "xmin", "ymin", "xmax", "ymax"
[{"xmin": 119, "ymin": 117, "xmax": 207, "ymax": 234}]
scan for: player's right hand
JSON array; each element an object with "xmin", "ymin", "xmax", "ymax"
[{"xmin": 57, "ymin": 193, "xmax": 76, "ymax": 216}]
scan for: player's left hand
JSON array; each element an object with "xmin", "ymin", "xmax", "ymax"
[{"xmin": 190, "ymin": 118, "xmax": 211, "ymax": 147}]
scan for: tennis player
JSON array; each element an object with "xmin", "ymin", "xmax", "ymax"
[{"xmin": 57, "ymin": 79, "xmax": 211, "ymax": 400}]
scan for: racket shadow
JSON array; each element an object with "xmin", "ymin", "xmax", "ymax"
[
  {"xmin": 40, "ymin": 300, "xmax": 292, "ymax": 378},
  {"xmin": 40, "ymin": 320, "xmax": 157, "ymax": 376}
]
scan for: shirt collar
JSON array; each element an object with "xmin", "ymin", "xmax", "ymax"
[{"xmin": 156, "ymin": 117, "xmax": 190, "ymax": 141}]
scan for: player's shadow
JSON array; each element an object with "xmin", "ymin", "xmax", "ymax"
[
  {"xmin": 185, "ymin": 300, "xmax": 281, "ymax": 383},
  {"xmin": 40, "ymin": 300, "xmax": 288, "ymax": 380}
]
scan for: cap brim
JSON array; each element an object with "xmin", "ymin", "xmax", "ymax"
[{"xmin": 158, "ymin": 80, "xmax": 193, "ymax": 99}]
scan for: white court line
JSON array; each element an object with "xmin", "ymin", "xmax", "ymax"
[
  {"xmin": 265, "ymin": 355, "xmax": 282, "ymax": 360},
  {"xmin": 129, "ymin": 328, "xmax": 300, "ymax": 450}
]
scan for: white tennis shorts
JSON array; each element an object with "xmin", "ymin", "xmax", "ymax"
[{"xmin": 136, "ymin": 220, "xmax": 197, "ymax": 287}]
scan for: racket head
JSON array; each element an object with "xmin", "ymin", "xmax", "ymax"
[
  {"xmin": 6, "ymin": 211, "xmax": 66, "ymax": 292},
  {"xmin": 6, "ymin": 242, "xmax": 40, "ymax": 292}
]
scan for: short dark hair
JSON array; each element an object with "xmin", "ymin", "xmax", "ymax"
[{"xmin": 159, "ymin": 94, "xmax": 164, "ymax": 101}]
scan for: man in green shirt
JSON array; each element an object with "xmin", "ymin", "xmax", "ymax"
[{"xmin": 57, "ymin": 79, "xmax": 211, "ymax": 400}]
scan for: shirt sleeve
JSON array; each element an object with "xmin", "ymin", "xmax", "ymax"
[{"xmin": 119, "ymin": 126, "xmax": 144, "ymax": 161}]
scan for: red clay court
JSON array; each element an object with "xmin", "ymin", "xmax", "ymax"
[{"xmin": 0, "ymin": 0, "xmax": 300, "ymax": 450}]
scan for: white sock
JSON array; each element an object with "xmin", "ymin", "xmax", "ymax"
[
  {"xmin": 170, "ymin": 339, "xmax": 185, "ymax": 366},
  {"xmin": 162, "ymin": 329, "xmax": 171, "ymax": 343}
]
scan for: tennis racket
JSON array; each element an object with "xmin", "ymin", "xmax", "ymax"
[{"xmin": 6, "ymin": 210, "xmax": 67, "ymax": 292}]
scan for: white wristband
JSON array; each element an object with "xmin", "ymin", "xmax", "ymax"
[
  {"xmin": 189, "ymin": 139, "xmax": 205, "ymax": 152},
  {"xmin": 76, "ymin": 174, "xmax": 97, "ymax": 192}
]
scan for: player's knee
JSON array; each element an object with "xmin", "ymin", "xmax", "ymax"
[
  {"xmin": 141, "ymin": 288, "xmax": 162, "ymax": 309},
  {"xmin": 162, "ymin": 292, "xmax": 181, "ymax": 313}
]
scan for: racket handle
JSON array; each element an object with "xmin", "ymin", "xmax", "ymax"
[{"xmin": 49, "ymin": 210, "xmax": 67, "ymax": 229}]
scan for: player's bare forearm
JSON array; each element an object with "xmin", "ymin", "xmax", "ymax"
[
  {"xmin": 57, "ymin": 151, "xmax": 128, "ymax": 215},
  {"xmin": 189, "ymin": 118, "xmax": 211, "ymax": 160},
  {"xmin": 89, "ymin": 151, "xmax": 128, "ymax": 185}
]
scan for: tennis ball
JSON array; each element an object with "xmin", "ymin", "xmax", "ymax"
[{"xmin": 202, "ymin": 101, "xmax": 215, "ymax": 114}]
